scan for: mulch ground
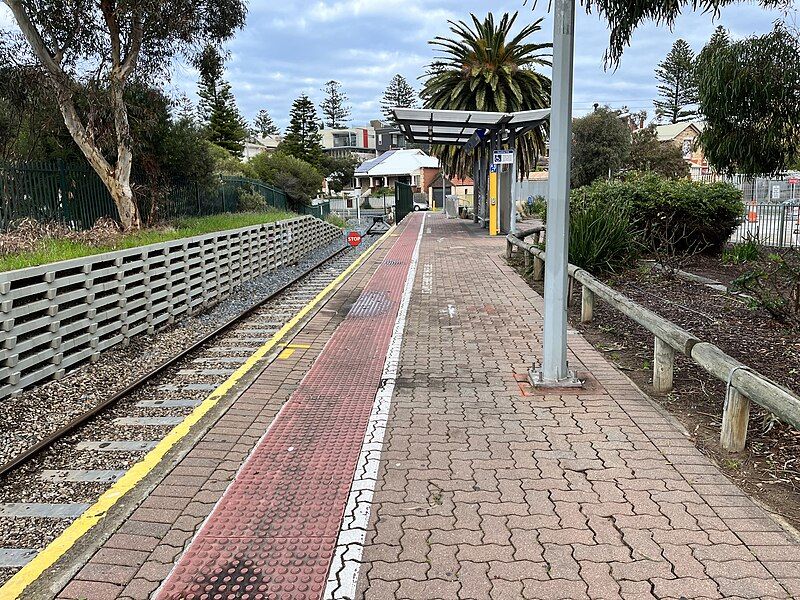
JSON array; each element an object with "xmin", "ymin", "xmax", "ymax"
[{"xmin": 509, "ymin": 251, "xmax": 800, "ymax": 531}]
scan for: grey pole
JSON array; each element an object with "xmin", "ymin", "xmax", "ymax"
[
  {"xmin": 510, "ymin": 130, "xmax": 517, "ymax": 234},
  {"xmin": 532, "ymin": 0, "xmax": 580, "ymax": 386}
]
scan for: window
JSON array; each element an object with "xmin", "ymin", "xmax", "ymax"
[{"xmin": 682, "ymin": 138, "xmax": 692, "ymax": 159}]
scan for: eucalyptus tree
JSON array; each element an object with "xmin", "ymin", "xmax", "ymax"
[
  {"xmin": 420, "ymin": 12, "xmax": 551, "ymax": 177},
  {"xmin": 1, "ymin": 0, "xmax": 247, "ymax": 229},
  {"xmin": 696, "ymin": 24, "xmax": 800, "ymax": 176}
]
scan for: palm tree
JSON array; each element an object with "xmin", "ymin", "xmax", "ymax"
[{"xmin": 420, "ymin": 12, "xmax": 551, "ymax": 177}]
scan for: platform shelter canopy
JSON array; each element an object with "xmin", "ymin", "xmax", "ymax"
[{"xmin": 390, "ymin": 107, "xmax": 551, "ymax": 147}]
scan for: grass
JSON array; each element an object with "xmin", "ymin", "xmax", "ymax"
[{"xmin": 0, "ymin": 210, "xmax": 296, "ymax": 273}]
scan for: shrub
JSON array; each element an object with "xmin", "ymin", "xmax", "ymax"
[
  {"xmin": 325, "ymin": 213, "xmax": 348, "ymax": 229},
  {"xmin": 723, "ymin": 237, "xmax": 760, "ymax": 264},
  {"xmin": 731, "ymin": 251, "xmax": 800, "ymax": 327},
  {"xmin": 247, "ymin": 151, "xmax": 322, "ymax": 207},
  {"xmin": 237, "ymin": 187, "xmax": 267, "ymax": 212},
  {"xmin": 571, "ymin": 172, "xmax": 743, "ymax": 253},
  {"xmin": 568, "ymin": 196, "xmax": 639, "ymax": 273}
]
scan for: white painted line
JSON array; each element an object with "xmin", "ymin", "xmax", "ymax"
[
  {"xmin": 323, "ymin": 214, "xmax": 425, "ymax": 600},
  {"xmin": 421, "ymin": 263, "xmax": 433, "ymax": 294}
]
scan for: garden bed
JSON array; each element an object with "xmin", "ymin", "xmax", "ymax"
[
  {"xmin": 0, "ymin": 211, "xmax": 296, "ymax": 272},
  {"xmin": 510, "ymin": 252, "xmax": 800, "ymax": 531}
]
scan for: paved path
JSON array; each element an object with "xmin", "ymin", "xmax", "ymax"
[
  {"xmin": 38, "ymin": 213, "xmax": 800, "ymax": 600},
  {"xmin": 353, "ymin": 215, "xmax": 799, "ymax": 599}
]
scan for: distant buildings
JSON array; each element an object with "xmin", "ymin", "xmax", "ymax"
[
  {"xmin": 653, "ymin": 122, "xmax": 710, "ymax": 180},
  {"xmin": 353, "ymin": 149, "xmax": 439, "ymax": 195},
  {"xmin": 320, "ymin": 126, "xmax": 377, "ymax": 162},
  {"xmin": 243, "ymin": 134, "xmax": 281, "ymax": 161}
]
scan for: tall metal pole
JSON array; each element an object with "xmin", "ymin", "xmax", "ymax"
[
  {"xmin": 510, "ymin": 130, "xmax": 518, "ymax": 234},
  {"xmin": 533, "ymin": 0, "xmax": 579, "ymax": 386}
]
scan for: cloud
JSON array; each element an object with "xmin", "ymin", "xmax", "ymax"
[{"xmin": 5, "ymin": 0, "xmax": 791, "ymax": 131}]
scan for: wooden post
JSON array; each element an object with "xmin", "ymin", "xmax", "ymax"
[
  {"xmin": 524, "ymin": 249, "xmax": 533, "ymax": 271},
  {"xmin": 581, "ymin": 286, "xmax": 594, "ymax": 323},
  {"xmin": 533, "ymin": 256, "xmax": 544, "ymax": 281},
  {"xmin": 567, "ymin": 276, "xmax": 574, "ymax": 307},
  {"xmin": 652, "ymin": 337, "xmax": 675, "ymax": 393},
  {"xmin": 506, "ymin": 239, "xmax": 513, "ymax": 259},
  {"xmin": 721, "ymin": 388, "xmax": 750, "ymax": 452}
]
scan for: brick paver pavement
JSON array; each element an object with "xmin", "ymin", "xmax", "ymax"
[
  {"xmin": 48, "ymin": 235, "xmax": 399, "ymax": 600},
  {"xmin": 354, "ymin": 214, "xmax": 800, "ymax": 600}
]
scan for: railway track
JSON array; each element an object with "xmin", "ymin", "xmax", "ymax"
[{"xmin": 0, "ymin": 237, "xmax": 379, "ymax": 583}]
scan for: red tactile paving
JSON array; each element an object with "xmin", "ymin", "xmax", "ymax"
[{"xmin": 156, "ymin": 217, "xmax": 422, "ymax": 600}]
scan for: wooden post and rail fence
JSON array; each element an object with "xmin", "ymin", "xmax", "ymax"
[{"xmin": 507, "ymin": 226, "xmax": 800, "ymax": 453}]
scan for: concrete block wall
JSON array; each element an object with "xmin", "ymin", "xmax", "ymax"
[{"xmin": 0, "ymin": 215, "xmax": 342, "ymax": 400}]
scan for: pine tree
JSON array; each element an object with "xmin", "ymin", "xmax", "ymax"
[
  {"xmin": 280, "ymin": 94, "xmax": 324, "ymax": 167},
  {"xmin": 196, "ymin": 45, "xmax": 247, "ymax": 156},
  {"xmin": 653, "ymin": 39, "xmax": 699, "ymax": 123},
  {"xmin": 320, "ymin": 80, "xmax": 351, "ymax": 128},
  {"xmin": 381, "ymin": 74, "xmax": 418, "ymax": 122},
  {"xmin": 253, "ymin": 109, "xmax": 280, "ymax": 137},
  {"xmin": 174, "ymin": 94, "xmax": 196, "ymax": 124}
]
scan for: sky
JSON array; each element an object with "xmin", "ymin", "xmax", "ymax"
[{"xmin": 1, "ymin": 1, "xmax": 796, "ymax": 130}]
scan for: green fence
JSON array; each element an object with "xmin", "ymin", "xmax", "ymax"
[{"xmin": 0, "ymin": 161, "xmax": 294, "ymax": 230}]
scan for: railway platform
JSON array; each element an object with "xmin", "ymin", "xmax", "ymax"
[{"xmin": 10, "ymin": 212, "xmax": 800, "ymax": 599}]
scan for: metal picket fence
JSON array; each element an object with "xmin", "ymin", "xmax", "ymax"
[
  {"xmin": 0, "ymin": 161, "xmax": 293, "ymax": 230},
  {"xmin": 731, "ymin": 203, "xmax": 800, "ymax": 248}
]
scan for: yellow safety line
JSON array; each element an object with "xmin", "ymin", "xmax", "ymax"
[
  {"xmin": 277, "ymin": 348, "xmax": 295, "ymax": 360},
  {"xmin": 0, "ymin": 227, "xmax": 395, "ymax": 600}
]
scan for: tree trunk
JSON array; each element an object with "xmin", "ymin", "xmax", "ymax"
[
  {"xmin": 56, "ymin": 87, "xmax": 141, "ymax": 230},
  {"xmin": 5, "ymin": 0, "xmax": 142, "ymax": 230}
]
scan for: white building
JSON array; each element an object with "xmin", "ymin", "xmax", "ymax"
[
  {"xmin": 243, "ymin": 134, "xmax": 281, "ymax": 162},
  {"xmin": 321, "ymin": 126, "xmax": 377, "ymax": 162},
  {"xmin": 354, "ymin": 149, "xmax": 439, "ymax": 195}
]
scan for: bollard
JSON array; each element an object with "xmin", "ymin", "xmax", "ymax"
[
  {"xmin": 652, "ymin": 337, "xmax": 674, "ymax": 393},
  {"xmin": 581, "ymin": 286, "xmax": 594, "ymax": 323},
  {"xmin": 721, "ymin": 388, "xmax": 750, "ymax": 452}
]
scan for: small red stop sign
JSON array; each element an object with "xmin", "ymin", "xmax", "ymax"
[{"xmin": 347, "ymin": 231, "xmax": 362, "ymax": 247}]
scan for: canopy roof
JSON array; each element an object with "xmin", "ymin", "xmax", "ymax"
[{"xmin": 391, "ymin": 108, "xmax": 551, "ymax": 147}]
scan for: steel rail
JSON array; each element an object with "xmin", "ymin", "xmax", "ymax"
[{"xmin": 0, "ymin": 244, "xmax": 354, "ymax": 479}]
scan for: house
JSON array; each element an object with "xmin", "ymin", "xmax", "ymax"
[
  {"xmin": 242, "ymin": 134, "xmax": 280, "ymax": 161},
  {"xmin": 354, "ymin": 149, "xmax": 439, "ymax": 195},
  {"xmin": 374, "ymin": 123, "xmax": 407, "ymax": 153},
  {"xmin": 320, "ymin": 126, "xmax": 377, "ymax": 162},
  {"xmin": 653, "ymin": 122, "xmax": 710, "ymax": 180}
]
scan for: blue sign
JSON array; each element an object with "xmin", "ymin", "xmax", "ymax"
[{"xmin": 490, "ymin": 164, "xmax": 498, "ymax": 173}]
